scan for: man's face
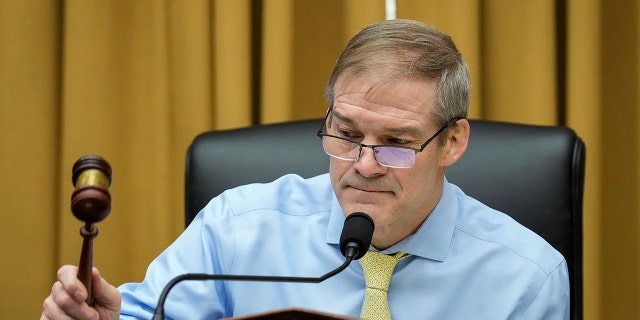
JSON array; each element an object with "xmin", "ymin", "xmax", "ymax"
[{"xmin": 328, "ymin": 72, "xmax": 452, "ymax": 249}]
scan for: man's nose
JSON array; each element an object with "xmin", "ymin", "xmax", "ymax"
[{"xmin": 353, "ymin": 146, "xmax": 387, "ymax": 176}]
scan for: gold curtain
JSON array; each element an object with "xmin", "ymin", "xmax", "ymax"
[{"xmin": 0, "ymin": 0, "xmax": 636, "ymax": 318}]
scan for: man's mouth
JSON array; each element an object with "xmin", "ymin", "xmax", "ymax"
[{"xmin": 349, "ymin": 185, "xmax": 388, "ymax": 193}]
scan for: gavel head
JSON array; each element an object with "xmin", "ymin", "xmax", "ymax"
[{"xmin": 71, "ymin": 155, "xmax": 112, "ymax": 223}]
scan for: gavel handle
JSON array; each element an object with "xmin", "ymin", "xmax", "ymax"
[{"xmin": 78, "ymin": 223, "xmax": 98, "ymax": 306}]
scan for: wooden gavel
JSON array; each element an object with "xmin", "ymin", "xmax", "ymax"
[{"xmin": 71, "ymin": 155, "xmax": 112, "ymax": 306}]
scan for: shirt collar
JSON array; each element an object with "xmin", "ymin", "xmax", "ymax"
[
  {"xmin": 326, "ymin": 179, "xmax": 458, "ymax": 262},
  {"xmin": 326, "ymin": 195, "xmax": 346, "ymax": 245}
]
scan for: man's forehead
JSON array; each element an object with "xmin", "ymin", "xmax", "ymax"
[
  {"xmin": 329, "ymin": 104, "xmax": 432, "ymax": 138},
  {"xmin": 332, "ymin": 73, "xmax": 437, "ymax": 121},
  {"xmin": 333, "ymin": 71, "xmax": 436, "ymax": 98}
]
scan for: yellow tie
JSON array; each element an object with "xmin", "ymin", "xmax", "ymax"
[{"xmin": 359, "ymin": 251, "xmax": 409, "ymax": 320}]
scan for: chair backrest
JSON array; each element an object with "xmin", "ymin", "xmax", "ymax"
[{"xmin": 185, "ymin": 118, "xmax": 585, "ymax": 319}]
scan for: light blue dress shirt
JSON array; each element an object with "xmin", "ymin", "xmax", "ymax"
[{"xmin": 119, "ymin": 173, "xmax": 569, "ymax": 319}]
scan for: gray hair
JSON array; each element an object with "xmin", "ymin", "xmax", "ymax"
[{"xmin": 325, "ymin": 19, "xmax": 470, "ymax": 130}]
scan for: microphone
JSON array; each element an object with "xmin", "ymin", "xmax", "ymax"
[
  {"xmin": 339, "ymin": 212, "xmax": 374, "ymax": 260},
  {"xmin": 151, "ymin": 212, "xmax": 374, "ymax": 320}
]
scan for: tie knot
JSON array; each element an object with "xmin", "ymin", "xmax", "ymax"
[{"xmin": 359, "ymin": 251, "xmax": 408, "ymax": 291}]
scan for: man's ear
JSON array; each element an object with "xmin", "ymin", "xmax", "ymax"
[{"xmin": 441, "ymin": 119, "xmax": 470, "ymax": 167}]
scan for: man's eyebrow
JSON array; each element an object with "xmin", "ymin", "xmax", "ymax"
[
  {"xmin": 385, "ymin": 126, "xmax": 423, "ymax": 137},
  {"xmin": 329, "ymin": 109, "xmax": 354, "ymax": 125}
]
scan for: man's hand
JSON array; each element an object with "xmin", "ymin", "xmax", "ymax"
[{"xmin": 41, "ymin": 265, "xmax": 121, "ymax": 320}]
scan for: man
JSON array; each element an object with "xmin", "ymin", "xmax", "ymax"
[{"xmin": 42, "ymin": 19, "xmax": 569, "ymax": 319}]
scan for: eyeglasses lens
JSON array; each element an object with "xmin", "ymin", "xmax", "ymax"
[
  {"xmin": 374, "ymin": 147, "xmax": 415, "ymax": 168},
  {"xmin": 321, "ymin": 136, "xmax": 415, "ymax": 168}
]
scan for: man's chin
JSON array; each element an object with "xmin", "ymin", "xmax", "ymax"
[{"xmin": 340, "ymin": 203, "xmax": 384, "ymax": 218}]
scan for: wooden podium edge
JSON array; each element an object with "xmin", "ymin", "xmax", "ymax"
[{"xmin": 223, "ymin": 307, "xmax": 360, "ymax": 320}]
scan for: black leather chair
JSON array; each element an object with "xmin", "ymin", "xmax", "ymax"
[{"xmin": 185, "ymin": 118, "xmax": 585, "ymax": 319}]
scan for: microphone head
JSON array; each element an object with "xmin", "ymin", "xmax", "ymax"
[{"xmin": 339, "ymin": 212, "xmax": 374, "ymax": 260}]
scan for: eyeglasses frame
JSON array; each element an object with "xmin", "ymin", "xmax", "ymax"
[{"xmin": 316, "ymin": 109, "xmax": 462, "ymax": 168}]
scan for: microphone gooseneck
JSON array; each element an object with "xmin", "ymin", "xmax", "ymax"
[{"xmin": 151, "ymin": 212, "xmax": 374, "ymax": 320}]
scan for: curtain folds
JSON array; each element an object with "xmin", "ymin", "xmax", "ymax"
[{"xmin": 1, "ymin": 0, "xmax": 636, "ymax": 318}]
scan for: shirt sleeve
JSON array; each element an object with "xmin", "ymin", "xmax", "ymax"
[
  {"xmin": 118, "ymin": 193, "xmax": 237, "ymax": 319},
  {"xmin": 520, "ymin": 259, "xmax": 571, "ymax": 320}
]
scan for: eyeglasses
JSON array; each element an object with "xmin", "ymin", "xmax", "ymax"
[{"xmin": 316, "ymin": 113, "xmax": 460, "ymax": 169}]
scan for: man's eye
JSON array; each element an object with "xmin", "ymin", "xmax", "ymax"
[
  {"xmin": 338, "ymin": 130, "xmax": 360, "ymax": 139},
  {"xmin": 388, "ymin": 138, "xmax": 411, "ymax": 145}
]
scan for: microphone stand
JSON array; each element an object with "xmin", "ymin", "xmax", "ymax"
[
  {"xmin": 152, "ymin": 249, "xmax": 357, "ymax": 320},
  {"xmin": 152, "ymin": 211, "xmax": 373, "ymax": 320}
]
